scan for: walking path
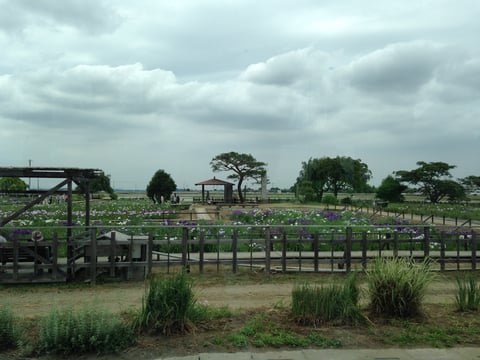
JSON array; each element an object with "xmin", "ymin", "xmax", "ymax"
[
  {"xmin": 158, "ymin": 347, "xmax": 480, "ymax": 360},
  {"xmin": 192, "ymin": 206, "xmax": 212, "ymax": 221}
]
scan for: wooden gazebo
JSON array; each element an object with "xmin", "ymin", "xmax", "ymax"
[{"xmin": 195, "ymin": 177, "xmax": 234, "ymax": 204}]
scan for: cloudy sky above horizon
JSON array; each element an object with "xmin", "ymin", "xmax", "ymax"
[{"xmin": 1, "ymin": 0, "xmax": 479, "ymax": 190}]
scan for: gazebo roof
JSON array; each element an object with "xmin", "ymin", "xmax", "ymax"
[{"xmin": 195, "ymin": 177, "xmax": 234, "ymax": 186}]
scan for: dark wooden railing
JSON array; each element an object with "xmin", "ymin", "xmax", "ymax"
[{"xmin": 1, "ymin": 225, "xmax": 478, "ymax": 284}]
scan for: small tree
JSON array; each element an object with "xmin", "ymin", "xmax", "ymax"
[
  {"xmin": 146, "ymin": 170, "xmax": 176, "ymax": 203},
  {"xmin": 0, "ymin": 177, "xmax": 28, "ymax": 192},
  {"xmin": 376, "ymin": 175, "xmax": 407, "ymax": 203},
  {"xmin": 210, "ymin": 152, "xmax": 266, "ymax": 203}
]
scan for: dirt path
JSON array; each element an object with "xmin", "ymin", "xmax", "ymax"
[{"xmin": 0, "ymin": 276, "xmax": 458, "ymax": 319}]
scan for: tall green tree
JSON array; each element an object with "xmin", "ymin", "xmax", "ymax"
[
  {"xmin": 295, "ymin": 156, "xmax": 371, "ymax": 202},
  {"xmin": 146, "ymin": 169, "xmax": 177, "ymax": 203},
  {"xmin": 76, "ymin": 173, "xmax": 116, "ymax": 199},
  {"xmin": 376, "ymin": 175, "xmax": 407, "ymax": 203},
  {"xmin": 0, "ymin": 177, "xmax": 28, "ymax": 191},
  {"xmin": 210, "ymin": 152, "xmax": 266, "ymax": 203},
  {"xmin": 395, "ymin": 161, "xmax": 465, "ymax": 203}
]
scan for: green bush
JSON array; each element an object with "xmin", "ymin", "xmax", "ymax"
[
  {"xmin": 455, "ymin": 274, "xmax": 480, "ymax": 312},
  {"xmin": 36, "ymin": 306, "xmax": 135, "ymax": 355},
  {"xmin": 291, "ymin": 274, "xmax": 365, "ymax": 325},
  {"xmin": 0, "ymin": 307, "xmax": 18, "ymax": 349},
  {"xmin": 322, "ymin": 194, "xmax": 338, "ymax": 205},
  {"xmin": 135, "ymin": 272, "xmax": 196, "ymax": 335},
  {"xmin": 367, "ymin": 257, "xmax": 433, "ymax": 318}
]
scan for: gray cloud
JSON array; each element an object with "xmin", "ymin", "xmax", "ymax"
[
  {"xmin": 0, "ymin": 0, "xmax": 121, "ymax": 35},
  {"xmin": 1, "ymin": 1, "xmax": 479, "ymax": 189}
]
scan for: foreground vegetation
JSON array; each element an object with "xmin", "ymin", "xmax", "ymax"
[{"xmin": 1, "ymin": 267, "xmax": 480, "ymax": 358}]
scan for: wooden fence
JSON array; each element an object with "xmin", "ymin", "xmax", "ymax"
[{"xmin": 0, "ymin": 225, "xmax": 479, "ymax": 284}]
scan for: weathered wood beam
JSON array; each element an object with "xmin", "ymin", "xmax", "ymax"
[{"xmin": 0, "ymin": 179, "xmax": 69, "ymax": 227}]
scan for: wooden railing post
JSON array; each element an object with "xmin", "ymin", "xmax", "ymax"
[
  {"xmin": 423, "ymin": 226, "xmax": 430, "ymax": 258},
  {"xmin": 361, "ymin": 231, "xmax": 367, "ymax": 271},
  {"xmin": 472, "ymin": 232, "xmax": 477, "ymax": 271},
  {"xmin": 265, "ymin": 227, "xmax": 271, "ymax": 279},
  {"xmin": 346, "ymin": 227, "xmax": 352, "ymax": 273},
  {"xmin": 109, "ymin": 231, "xmax": 116, "ymax": 277},
  {"xmin": 13, "ymin": 237, "xmax": 19, "ymax": 281},
  {"xmin": 199, "ymin": 230, "xmax": 205, "ymax": 274},
  {"xmin": 281, "ymin": 230, "xmax": 287, "ymax": 273},
  {"xmin": 440, "ymin": 231, "xmax": 446, "ymax": 271},
  {"xmin": 232, "ymin": 230, "xmax": 238, "ymax": 274},
  {"xmin": 147, "ymin": 233, "xmax": 153, "ymax": 277},
  {"xmin": 90, "ymin": 227, "xmax": 97, "ymax": 285},
  {"xmin": 52, "ymin": 232, "xmax": 58, "ymax": 280},
  {"xmin": 393, "ymin": 231, "xmax": 399, "ymax": 258},
  {"xmin": 313, "ymin": 232, "xmax": 319, "ymax": 273},
  {"xmin": 181, "ymin": 227, "xmax": 188, "ymax": 269}
]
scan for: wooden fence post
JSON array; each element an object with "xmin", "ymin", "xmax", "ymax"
[
  {"xmin": 265, "ymin": 227, "xmax": 271, "ymax": 279},
  {"xmin": 181, "ymin": 227, "xmax": 188, "ymax": 269},
  {"xmin": 472, "ymin": 232, "xmax": 477, "ymax": 271},
  {"xmin": 313, "ymin": 232, "xmax": 319, "ymax": 273},
  {"xmin": 128, "ymin": 234, "xmax": 134, "ymax": 280},
  {"xmin": 361, "ymin": 231, "xmax": 367, "ymax": 271},
  {"xmin": 199, "ymin": 230, "xmax": 205, "ymax": 274},
  {"xmin": 423, "ymin": 226, "xmax": 430, "ymax": 258},
  {"xmin": 393, "ymin": 231, "xmax": 399, "ymax": 258},
  {"xmin": 90, "ymin": 227, "xmax": 97, "ymax": 285},
  {"xmin": 52, "ymin": 232, "xmax": 58, "ymax": 280},
  {"xmin": 281, "ymin": 230, "xmax": 287, "ymax": 273},
  {"xmin": 109, "ymin": 231, "xmax": 116, "ymax": 277},
  {"xmin": 13, "ymin": 237, "xmax": 19, "ymax": 281},
  {"xmin": 147, "ymin": 233, "xmax": 153, "ymax": 277},
  {"xmin": 440, "ymin": 231, "xmax": 446, "ymax": 271},
  {"xmin": 346, "ymin": 227, "xmax": 352, "ymax": 273},
  {"xmin": 232, "ymin": 230, "xmax": 238, "ymax": 274}
]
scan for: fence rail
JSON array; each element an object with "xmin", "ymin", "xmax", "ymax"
[{"xmin": 0, "ymin": 225, "xmax": 478, "ymax": 284}]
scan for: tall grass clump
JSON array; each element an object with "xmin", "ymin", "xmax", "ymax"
[
  {"xmin": 455, "ymin": 274, "xmax": 480, "ymax": 312},
  {"xmin": 36, "ymin": 306, "xmax": 135, "ymax": 355},
  {"xmin": 0, "ymin": 307, "xmax": 18, "ymax": 349},
  {"xmin": 291, "ymin": 274, "xmax": 365, "ymax": 325},
  {"xmin": 135, "ymin": 272, "xmax": 196, "ymax": 335},
  {"xmin": 367, "ymin": 257, "xmax": 433, "ymax": 318}
]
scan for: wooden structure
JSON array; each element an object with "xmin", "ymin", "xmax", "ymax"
[
  {"xmin": 1, "ymin": 225, "xmax": 478, "ymax": 284},
  {"xmin": 195, "ymin": 177, "xmax": 234, "ymax": 203},
  {"xmin": 0, "ymin": 167, "xmax": 104, "ymax": 232}
]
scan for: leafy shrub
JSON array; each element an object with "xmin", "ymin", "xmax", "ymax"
[
  {"xmin": 367, "ymin": 257, "xmax": 433, "ymax": 318},
  {"xmin": 291, "ymin": 274, "xmax": 365, "ymax": 325},
  {"xmin": 322, "ymin": 194, "xmax": 338, "ymax": 205},
  {"xmin": 135, "ymin": 272, "xmax": 196, "ymax": 335},
  {"xmin": 456, "ymin": 274, "xmax": 480, "ymax": 312},
  {"xmin": 36, "ymin": 306, "xmax": 135, "ymax": 355},
  {"xmin": 0, "ymin": 307, "xmax": 18, "ymax": 349}
]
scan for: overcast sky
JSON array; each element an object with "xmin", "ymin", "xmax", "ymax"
[{"xmin": 1, "ymin": 0, "xmax": 479, "ymax": 190}]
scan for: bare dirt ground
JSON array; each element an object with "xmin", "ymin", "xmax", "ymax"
[
  {"xmin": 0, "ymin": 273, "xmax": 458, "ymax": 319},
  {"xmin": 0, "ymin": 270, "xmax": 468, "ymax": 360}
]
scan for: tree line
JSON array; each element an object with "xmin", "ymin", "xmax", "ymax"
[{"xmin": 2, "ymin": 154, "xmax": 478, "ymax": 204}]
